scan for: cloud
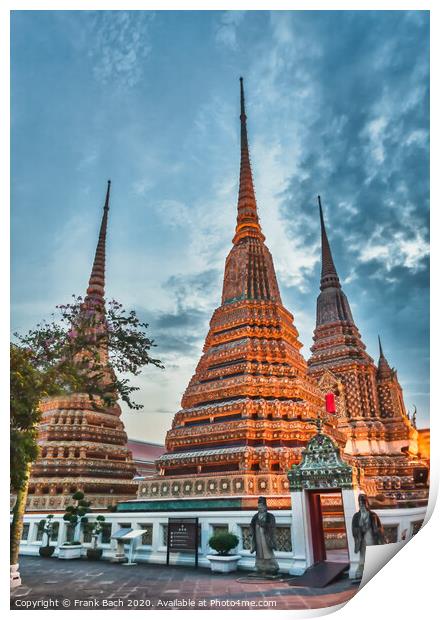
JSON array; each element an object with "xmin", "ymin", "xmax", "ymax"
[
  {"xmin": 246, "ymin": 10, "xmax": 429, "ymax": 292},
  {"xmin": 151, "ymin": 269, "xmax": 220, "ymax": 360},
  {"xmin": 214, "ymin": 11, "xmax": 246, "ymax": 50},
  {"xmin": 11, "ymin": 11, "xmax": 430, "ymax": 436},
  {"xmin": 77, "ymin": 150, "xmax": 98, "ymax": 170},
  {"xmin": 132, "ymin": 178, "xmax": 154, "ymax": 196},
  {"xmin": 86, "ymin": 11, "xmax": 155, "ymax": 88},
  {"xmin": 153, "ymin": 200, "xmax": 192, "ymax": 229},
  {"xmin": 357, "ymin": 228, "xmax": 429, "ymax": 272}
]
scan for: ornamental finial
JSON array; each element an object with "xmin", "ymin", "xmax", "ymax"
[
  {"xmin": 318, "ymin": 195, "xmax": 340, "ymax": 291},
  {"xmin": 233, "ymin": 78, "xmax": 265, "ymax": 244},
  {"xmin": 84, "ymin": 180, "xmax": 111, "ymax": 305},
  {"xmin": 104, "ymin": 179, "xmax": 111, "ymax": 210}
]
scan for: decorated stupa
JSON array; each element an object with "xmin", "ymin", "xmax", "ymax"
[{"xmin": 27, "ymin": 182, "xmax": 137, "ymax": 512}]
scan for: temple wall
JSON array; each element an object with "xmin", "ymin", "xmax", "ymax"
[{"xmin": 16, "ymin": 506, "xmax": 426, "ymax": 573}]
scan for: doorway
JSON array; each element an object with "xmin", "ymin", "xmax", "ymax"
[{"xmin": 307, "ymin": 489, "xmax": 349, "ymax": 564}]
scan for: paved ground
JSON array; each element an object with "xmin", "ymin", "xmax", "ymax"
[{"xmin": 11, "ymin": 557, "xmax": 359, "ymax": 611}]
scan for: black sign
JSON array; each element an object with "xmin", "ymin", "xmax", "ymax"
[{"xmin": 166, "ymin": 518, "xmax": 199, "ymax": 568}]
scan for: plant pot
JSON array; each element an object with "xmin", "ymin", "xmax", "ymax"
[
  {"xmin": 86, "ymin": 548, "xmax": 103, "ymax": 561},
  {"xmin": 58, "ymin": 544, "xmax": 83, "ymax": 560},
  {"xmin": 39, "ymin": 546, "xmax": 55, "ymax": 558},
  {"xmin": 206, "ymin": 554, "xmax": 241, "ymax": 573}
]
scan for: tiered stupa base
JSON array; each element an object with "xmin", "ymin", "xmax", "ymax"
[{"xmin": 27, "ymin": 393, "xmax": 137, "ymax": 512}]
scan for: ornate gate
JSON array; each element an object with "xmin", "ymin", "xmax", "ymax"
[{"xmin": 287, "ymin": 430, "xmax": 361, "ymax": 578}]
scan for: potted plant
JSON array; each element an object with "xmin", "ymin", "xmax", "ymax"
[
  {"xmin": 58, "ymin": 491, "xmax": 91, "ymax": 559},
  {"xmin": 206, "ymin": 532, "xmax": 241, "ymax": 573},
  {"xmin": 86, "ymin": 516, "xmax": 106, "ymax": 560},
  {"xmin": 58, "ymin": 540, "xmax": 82, "ymax": 559},
  {"xmin": 38, "ymin": 514, "xmax": 56, "ymax": 558}
]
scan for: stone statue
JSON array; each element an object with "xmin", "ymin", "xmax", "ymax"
[
  {"xmin": 411, "ymin": 405, "xmax": 417, "ymax": 429},
  {"xmin": 250, "ymin": 497, "xmax": 279, "ymax": 575},
  {"xmin": 352, "ymin": 494, "xmax": 385, "ymax": 580}
]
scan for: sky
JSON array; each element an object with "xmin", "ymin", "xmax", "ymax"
[{"xmin": 11, "ymin": 10, "xmax": 430, "ymax": 442}]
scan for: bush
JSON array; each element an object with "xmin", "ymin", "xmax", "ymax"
[
  {"xmin": 208, "ymin": 532, "xmax": 239, "ymax": 556},
  {"xmin": 39, "ymin": 546, "xmax": 55, "ymax": 558}
]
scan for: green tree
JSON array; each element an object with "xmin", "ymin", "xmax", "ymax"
[
  {"xmin": 10, "ymin": 344, "xmax": 48, "ymax": 571},
  {"xmin": 63, "ymin": 491, "xmax": 91, "ymax": 543},
  {"xmin": 10, "ymin": 296, "xmax": 163, "ymax": 582}
]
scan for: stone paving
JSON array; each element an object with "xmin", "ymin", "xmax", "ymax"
[{"xmin": 11, "ymin": 557, "xmax": 359, "ymax": 611}]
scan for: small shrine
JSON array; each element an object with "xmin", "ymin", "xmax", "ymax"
[{"xmin": 287, "ymin": 428, "xmax": 361, "ymax": 579}]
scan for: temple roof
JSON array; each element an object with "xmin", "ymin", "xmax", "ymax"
[
  {"xmin": 157, "ymin": 445, "xmax": 302, "ymax": 461},
  {"xmin": 287, "ymin": 431, "xmax": 354, "ymax": 491},
  {"xmin": 127, "ymin": 439, "xmax": 166, "ymax": 463}
]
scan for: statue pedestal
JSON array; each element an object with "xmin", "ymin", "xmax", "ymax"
[
  {"xmin": 10, "ymin": 564, "xmax": 22, "ymax": 588},
  {"xmin": 110, "ymin": 539, "xmax": 126, "ymax": 563}
]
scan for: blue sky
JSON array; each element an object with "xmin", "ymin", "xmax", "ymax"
[{"xmin": 11, "ymin": 10, "xmax": 430, "ymax": 442}]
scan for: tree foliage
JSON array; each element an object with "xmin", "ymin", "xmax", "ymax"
[
  {"xmin": 63, "ymin": 491, "xmax": 91, "ymax": 529},
  {"xmin": 15, "ymin": 295, "xmax": 163, "ymax": 410},
  {"xmin": 10, "ymin": 345, "xmax": 45, "ymax": 491},
  {"xmin": 11, "ymin": 295, "xmax": 163, "ymax": 491}
]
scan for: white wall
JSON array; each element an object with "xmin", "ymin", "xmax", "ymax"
[
  {"xmin": 18, "ymin": 510, "xmax": 294, "ymax": 572},
  {"xmin": 18, "ymin": 506, "xmax": 426, "ymax": 573}
]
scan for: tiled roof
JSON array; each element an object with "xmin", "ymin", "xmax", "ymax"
[{"xmin": 127, "ymin": 439, "xmax": 165, "ymax": 463}]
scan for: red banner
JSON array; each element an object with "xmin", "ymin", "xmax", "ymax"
[{"xmin": 325, "ymin": 393, "xmax": 336, "ymax": 414}]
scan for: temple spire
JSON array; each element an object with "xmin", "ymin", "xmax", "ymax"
[
  {"xmin": 377, "ymin": 334, "xmax": 393, "ymax": 379},
  {"xmin": 318, "ymin": 195, "xmax": 340, "ymax": 290},
  {"xmin": 84, "ymin": 180, "xmax": 111, "ymax": 306},
  {"xmin": 233, "ymin": 78, "xmax": 265, "ymax": 244},
  {"xmin": 378, "ymin": 334, "xmax": 384, "ymax": 358}
]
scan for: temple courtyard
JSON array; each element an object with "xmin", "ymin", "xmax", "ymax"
[{"xmin": 11, "ymin": 557, "xmax": 358, "ymax": 611}]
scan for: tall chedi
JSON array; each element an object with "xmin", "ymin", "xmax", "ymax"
[
  {"xmin": 138, "ymin": 79, "xmax": 332, "ymax": 509},
  {"xmin": 308, "ymin": 197, "xmax": 427, "ymax": 505},
  {"xmin": 27, "ymin": 181, "xmax": 137, "ymax": 512}
]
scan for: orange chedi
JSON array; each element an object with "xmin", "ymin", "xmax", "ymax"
[
  {"xmin": 307, "ymin": 197, "xmax": 428, "ymax": 506},
  {"xmin": 26, "ymin": 182, "xmax": 137, "ymax": 512},
  {"xmin": 139, "ymin": 81, "xmax": 428, "ymax": 512},
  {"xmin": 138, "ymin": 80, "xmax": 340, "ymax": 509}
]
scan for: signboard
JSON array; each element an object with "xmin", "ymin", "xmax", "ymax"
[
  {"xmin": 166, "ymin": 518, "xmax": 199, "ymax": 568},
  {"xmin": 111, "ymin": 528, "xmax": 133, "ymax": 540}
]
